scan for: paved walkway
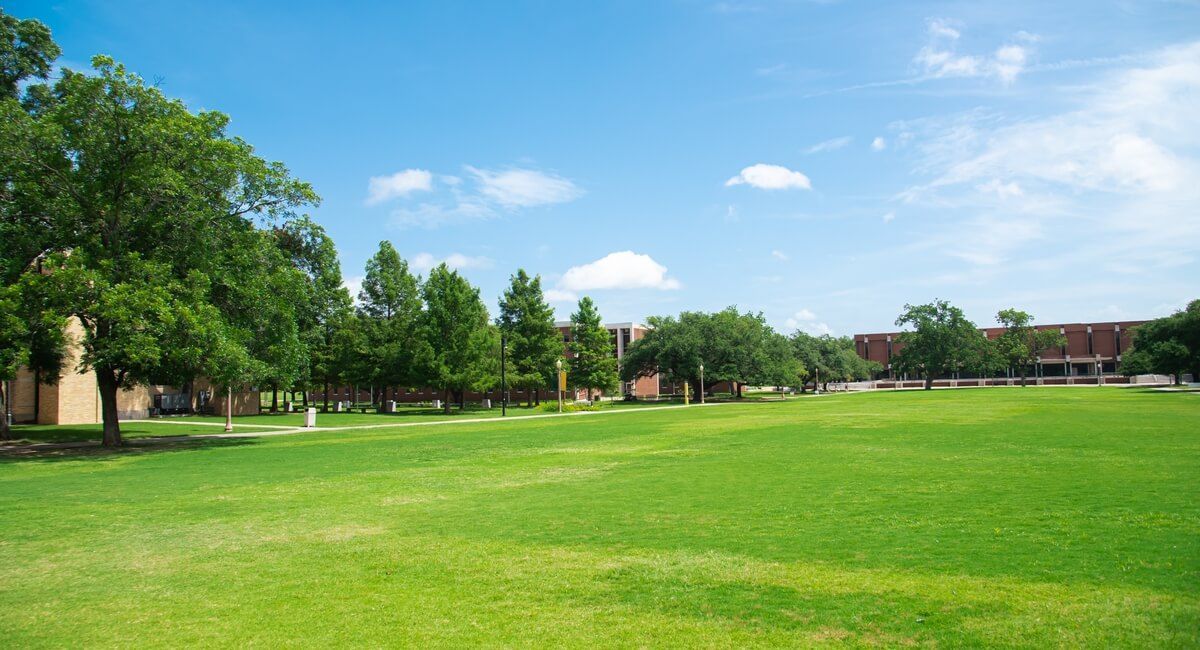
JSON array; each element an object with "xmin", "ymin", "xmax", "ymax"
[{"xmin": 1, "ymin": 401, "xmax": 739, "ymax": 454}]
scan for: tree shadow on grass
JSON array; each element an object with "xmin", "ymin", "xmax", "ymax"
[{"xmin": 0, "ymin": 435, "xmax": 260, "ymax": 464}]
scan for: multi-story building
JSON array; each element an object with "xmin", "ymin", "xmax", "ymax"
[{"xmin": 854, "ymin": 320, "xmax": 1147, "ymax": 383}]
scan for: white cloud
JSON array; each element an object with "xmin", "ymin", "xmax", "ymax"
[
  {"xmin": 770, "ymin": 249, "xmax": 789, "ymax": 261},
  {"xmin": 976, "ymin": 179, "xmax": 1024, "ymax": 198},
  {"xmin": 410, "ymin": 252, "xmax": 493, "ymax": 272},
  {"xmin": 366, "ymin": 169, "xmax": 433, "ymax": 205},
  {"xmin": 784, "ymin": 309, "xmax": 833, "ymax": 335},
  {"xmin": 804, "ymin": 136, "xmax": 852, "ymax": 154},
  {"xmin": 466, "ymin": 166, "xmax": 583, "ymax": 208},
  {"xmin": 882, "ymin": 211, "xmax": 895, "ymax": 223},
  {"xmin": 725, "ymin": 164, "xmax": 812, "ymax": 190},
  {"xmin": 913, "ymin": 19, "xmax": 1033, "ymax": 84},
  {"xmin": 557, "ymin": 251, "xmax": 682, "ymax": 293},
  {"xmin": 342, "ymin": 275, "xmax": 363, "ymax": 304},
  {"xmin": 871, "ymin": 137, "xmax": 887, "ymax": 151},
  {"xmin": 993, "ymin": 44, "xmax": 1028, "ymax": 83},
  {"xmin": 544, "ymin": 289, "xmax": 578, "ymax": 303},
  {"xmin": 890, "ymin": 42, "xmax": 1200, "ymax": 278}
]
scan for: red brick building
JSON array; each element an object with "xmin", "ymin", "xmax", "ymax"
[{"xmin": 854, "ymin": 320, "xmax": 1147, "ymax": 382}]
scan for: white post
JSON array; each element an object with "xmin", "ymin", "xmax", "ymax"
[
  {"xmin": 699, "ymin": 364, "xmax": 705, "ymax": 405},
  {"xmin": 224, "ymin": 386, "xmax": 233, "ymax": 432}
]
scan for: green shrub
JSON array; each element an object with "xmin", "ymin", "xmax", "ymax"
[{"xmin": 536, "ymin": 401, "xmax": 599, "ymax": 413}]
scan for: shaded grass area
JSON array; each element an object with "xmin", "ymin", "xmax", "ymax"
[
  {"xmin": 0, "ymin": 388, "xmax": 1196, "ymax": 646},
  {"xmin": 2, "ymin": 421, "xmax": 281, "ymax": 445}
]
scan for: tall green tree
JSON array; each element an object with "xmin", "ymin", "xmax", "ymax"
[
  {"xmin": 275, "ymin": 216, "xmax": 354, "ymax": 409},
  {"xmin": 0, "ymin": 56, "xmax": 317, "ymax": 445},
  {"xmin": 357, "ymin": 241, "xmax": 423, "ymax": 402},
  {"xmin": 1122, "ymin": 300, "xmax": 1200, "ymax": 385},
  {"xmin": 568, "ymin": 297, "xmax": 618, "ymax": 401},
  {"xmin": 892, "ymin": 300, "xmax": 989, "ymax": 390},
  {"xmin": 420, "ymin": 264, "xmax": 496, "ymax": 413},
  {"xmin": 0, "ymin": 9, "xmax": 59, "ymax": 100},
  {"xmin": 994, "ymin": 309, "xmax": 1066, "ymax": 386},
  {"xmin": 620, "ymin": 313, "xmax": 701, "ymax": 396},
  {"xmin": 497, "ymin": 269, "xmax": 560, "ymax": 406}
]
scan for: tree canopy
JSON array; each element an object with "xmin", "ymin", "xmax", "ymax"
[
  {"xmin": 420, "ymin": 264, "xmax": 497, "ymax": 413},
  {"xmin": 568, "ymin": 297, "xmax": 618, "ymax": 401},
  {"xmin": 993, "ymin": 308, "xmax": 1066, "ymax": 386},
  {"xmin": 497, "ymin": 269, "xmax": 560, "ymax": 405},
  {"xmin": 892, "ymin": 300, "xmax": 990, "ymax": 390},
  {"xmin": 1122, "ymin": 300, "xmax": 1200, "ymax": 384},
  {"xmin": 0, "ymin": 53, "xmax": 317, "ymax": 445}
]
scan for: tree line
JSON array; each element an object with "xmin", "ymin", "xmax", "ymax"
[{"xmin": 0, "ymin": 11, "xmax": 620, "ymax": 445}]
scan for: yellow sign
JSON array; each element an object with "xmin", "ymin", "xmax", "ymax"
[{"xmin": 558, "ymin": 370, "xmax": 568, "ymax": 392}]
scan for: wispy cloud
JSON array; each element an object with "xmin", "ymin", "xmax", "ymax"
[
  {"xmin": 804, "ymin": 136, "xmax": 852, "ymax": 154},
  {"xmin": 466, "ymin": 166, "xmax": 583, "ymax": 208},
  {"xmin": 411, "ymin": 252, "xmax": 494, "ymax": 272},
  {"xmin": 380, "ymin": 164, "xmax": 583, "ymax": 229},
  {"xmin": 366, "ymin": 169, "xmax": 433, "ymax": 205}
]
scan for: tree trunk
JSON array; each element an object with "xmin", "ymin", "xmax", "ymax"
[
  {"xmin": 736, "ymin": 382, "xmax": 744, "ymax": 399},
  {"xmin": 0, "ymin": 382, "xmax": 10, "ymax": 441},
  {"xmin": 924, "ymin": 375, "xmax": 933, "ymax": 390},
  {"xmin": 1175, "ymin": 373, "xmax": 1183, "ymax": 386},
  {"xmin": 443, "ymin": 389, "xmax": 452, "ymax": 414},
  {"xmin": 1020, "ymin": 369, "xmax": 1028, "ymax": 387},
  {"xmin": 271, "ymin": 387, "xmax": 278, "ymax": 413},
  {"xmin": 96, "ymin": 368, "xmax": 123, "ymax": 447},
  {"xmin": 323, "ymin": 379, "xmax": 330, "ymax": 412}
]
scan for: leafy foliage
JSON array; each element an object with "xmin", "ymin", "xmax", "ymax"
[
  {"xmin": 1122, "ymin": 300, "xmax": 1200, "ymax": 384},
  {"xmin": 892, "ymin": 300, "xmax": 990, "ymax": 389},
  {"xmin": 497, "ymin": 269, "xmax": 560, "ymax": 404},
  {"xmin": 420, "ymin": 264, "xmax": 497, "ymax": 413},
  {"xmin": 568, "ymin": 297, "xmax": 618, "ymax": 400}
]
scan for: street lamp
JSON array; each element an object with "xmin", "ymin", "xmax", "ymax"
[
  {"xmin": 555, "ymin": 358, "xmax": 564, "ymax": 414},
  {"xmin": 699, "ymin": 363, "xmax": 705, "ymax": 404},
  {"xmin": 500, "ymin": 333, "xmax": 507, "ymax": 417}
]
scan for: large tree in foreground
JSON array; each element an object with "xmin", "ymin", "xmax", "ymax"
[
  {"xmin": 1, "ymin": 56, "xmax": 316, "ymax": 445},
  {"xmin": 568, "ymin": 297, "xmax": 618, "ymax": 401},
  {"xmin": 892, "ymin": 300, "xmax": 990, "ymax": 390},
  {"xmin": 497, "ymin": 269, "xmax": 560, "ymax": 406},
  {"xmin": 994, "ymin": 309, "xmax": 1066, "ymax": 387}
]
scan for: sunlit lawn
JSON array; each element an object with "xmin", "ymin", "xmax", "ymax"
[{"xmin": 0, "ymin": 388, "xmax": 1196, "ymax": 646}]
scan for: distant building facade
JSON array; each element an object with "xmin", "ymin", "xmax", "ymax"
[
  {"xmin": 854, "ymin": 320, "xmax": 1148, "ymax": 382},
  {"xmin": 6, "ymin": 319, "xmax": 260, "ymax": 425}
]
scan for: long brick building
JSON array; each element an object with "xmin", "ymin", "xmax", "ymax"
[{"xmin": 854, "ymin": 320, "xmax": 1147, "ymax": 383}]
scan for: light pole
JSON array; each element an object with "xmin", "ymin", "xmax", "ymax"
[
  {"xmin": 555, "ymin": 358, "xmax": 563, "ymax": 414},
  {"xmin": 699, "ymin": 363, "xmax": 705, "ymax": 405},
  {"xmin": 500, "ymin": 333, "xmax": 507, "ymax": 417},
  {"xmin": 224, "ymin": 385, "xmax": 233, "ymax": 432}
]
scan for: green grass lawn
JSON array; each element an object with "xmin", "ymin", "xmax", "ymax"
[{"xmin": 1, "ymin": 388, "xmax": 1196, "ymax": 646}]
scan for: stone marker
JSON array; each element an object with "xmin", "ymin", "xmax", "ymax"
[
  {"xmin": 335, "ymin": 401, "xmax": 344, "ymax": 412},
  {"xmin": 385, "ymin": 400, "xmax": 396, "ymax": 413},
  {"xmin": 481, "ymin": 399, "xmax": 491, "ymax": 409},
  {"xmin": 432, "ymin": 399, "xmax": 442, "ymax": 410}
]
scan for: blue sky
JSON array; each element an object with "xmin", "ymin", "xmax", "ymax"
[{"xmin": 14, "ymin": 0, "xmax": 1200, "ymax": 334}]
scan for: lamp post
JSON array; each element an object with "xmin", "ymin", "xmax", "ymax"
[
  {"xmin": 500, "ymin": 333, "xmax": 507, "ymax": 417},
  {"xmin": 224, "ymin": 386, "xmax": 233, "ymax": 432},
  {"xmin": 699, "ymin": 363, "xmax": 705, "ymax": 405},
  {"xmin": 555, "ymin": 358, "xmax": 563, "ymax": 414}
]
